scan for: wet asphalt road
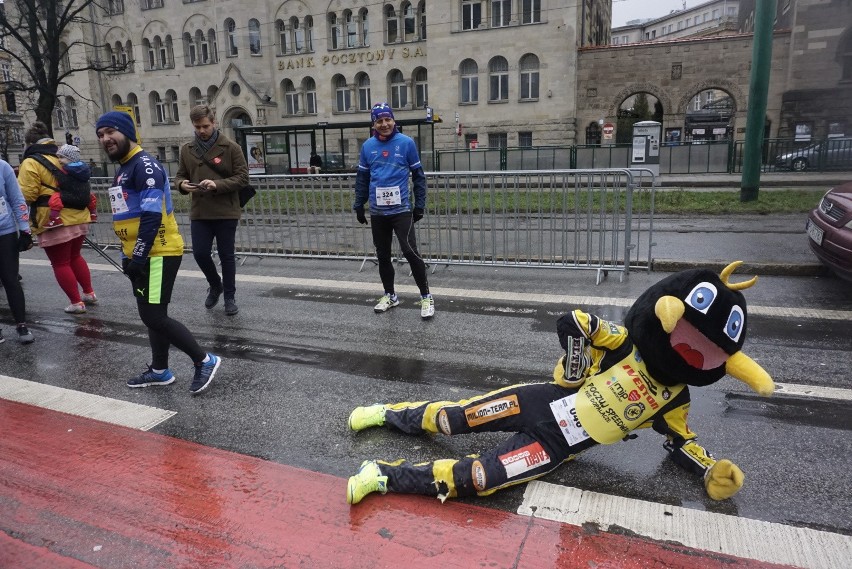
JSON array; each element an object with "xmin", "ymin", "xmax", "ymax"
[{"xmin": 3, "ymin": 246, "xmax": 852, "ymax": 539}]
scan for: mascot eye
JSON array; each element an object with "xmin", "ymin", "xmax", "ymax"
[
  {"xmin": 725, "ymin": 306, "xmax": 745, "ymax": 343},
  {"xmin": 685, "ymin": 282, "xmax": 717, "ymax": 314}
]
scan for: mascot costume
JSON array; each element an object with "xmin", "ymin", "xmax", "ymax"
[{"xmin": 346, "ymin": 261, "xmax": 774, "ymax": 505}]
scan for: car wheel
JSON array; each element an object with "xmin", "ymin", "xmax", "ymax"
[{"xmin": 791, "ymin": 157, "xmax": 808, "ymax": 171}]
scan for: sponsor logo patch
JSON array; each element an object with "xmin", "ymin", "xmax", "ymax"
[
  {"xmin": 499, "ymin": 442, "xmax": 551, "ymax": 478},
  {"xmin": 437, "ymin": 409, "xmax": 451, "ymax": 435},
  {"xmin": 624, "ymin": 402, "xmax": 645, "ymax": 421},
  {"xmin": 472, "ymin": 460, "xmax": 487, "ymax": 491},
  {"xmin": 146, "ymin": 178, "xmax": 156, "ymax": 187},
  {"xmin": 382, "ymin": 150, "xmax": 389, "ymax": 157},
  {"xmin": 465, "ymin": 395, "xmax": 520, "ymax": 427}
]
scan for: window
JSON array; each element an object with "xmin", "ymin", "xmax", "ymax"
[
  {"xmin": 488, "ymin": 132, "xmax": 507, "ymax": 148},
  {"xmin": 304, "ymin": 78, "xmax": 317, "ymax": 114},
  {"xmin": 677, "ymin": 21, "xmax": 683, "ymax": 30},
  {"xmin": 357, "ymin": 73, "xmax": 371, "ymax": 110},
  {"xmin": 59, "ymin": 42, "xmax": 71, "ymax": 74},
  {"xmin": 226, "ymin": 19, "xmax": 238, "ymax": 56},
  {"xmin": 166, "ymin": 90, "xmax": 179, "ymax": 122},
  {"xmin": 403, "ymin": 2, "xmax": 416, "ymax": 41},
  {"xmin": 712, "ymin": 9, "xmax": 719, "ymax": 19},
  {"xmin": 54, "ymin": 102, "xmax": 65, "ymax": 129},
  {"xmin": 419, "ymin": 2, "xmax": 426, "ymax": 39},
  {"xmin": 359, "ymin": 10, "xmax": 369, "ymax": 47},
  {"xmin": 460, "ymin": 58, "xmax": 478, "ymax": 103},
  {"xmin": 152, "ymin": 91, "xmax": 167, "ymax": 123},
  {"xmin": 66, "ymin": 97, "xmax": 78, "ymax": 127},
  {"xmin": 157, "ymin": 146, "xmax": 166, "ymax": 160},
  {"xmin": 141, "ymin": 0, "xmax": 163, "ymax": 9},
  {"xmin": 462, "ymin": 1, "xmax": 482, "ymax": 30},
  {"xmin": 171, "ymin": 146, "xmax": 180, "ymax": 162},
  {"xmin": 329, "ymin": 14, "xmax": 341, "ymax": 49},
  {"xmin": 492, "ymin": 0, "xmax": 510, "ymax": 28},
  {"xmin": 1, "ymin": 62, "xmax": 11, "ymax": 82},
  {"xmin": 414, "ymin": 68, "xmax": 427, "ymax": 108},
  {"xmin": 518, "ymin": 131, "xmax": 532, "ymax": 147},
  {"xmin": 189, "ymin": 87, "xmax": 204, "ymax": 107},
  {"xmin": 107, "ymin": 0, "xmax": 124, "ymax": 15},
  {"xmin": 249, "ymin": 19, "xmax": 261, "ymax": 55},
  {"xmin": 293, "ymin": 17, "xmax": 305, "ymax": 52},
  {"xmin": 488, "ymin": 56, "xmax": 508, "ymax": 102},
  {"xmin": 345, "ymin": 11, "xmax": 357, "ymax": 48},
  {"xmin": 686, "ymin": 18, "xmax": 691, "ymax": 26},
  {"xmin": 519, "ymin": 54, "xmax": 539, "ymax": 100},
  {"xmin": 389, "ymin": 69, "xmax": 408, "ymax": 109},
  {"xmin": 305, "ymin": 17, "xmax": 315, "ymax": 51},
  {"xmin": 335, "ymin": 75, "xmax": 351, "ymax": 112},
  {"xmin": 693, "ymin": 96, "xmax": 701, "ymax": 111},
  {"xmin": 521, "ymin": 0, "xmax": 540, "ymax": 24},
  {"xmin": 277, "ymin": 20, "xmax": 288, "ymax": 54},
  {"xmin": 157, "ymin": 36, "xmax": 171, "ymax": 68},
  {"xmin": 128, "ymin": 93, "xmax": 141, "ymax": 126},
  {"xmin": 842, "ymin": 32, "xmax": 852, "ymax": 80},
  {"xmin": 386, "ymin": 6, "xmax": 398, "ymax": 43},
  {"xmin": 283, "ymin": 79, "xmax": 299, "ymax": 114}
]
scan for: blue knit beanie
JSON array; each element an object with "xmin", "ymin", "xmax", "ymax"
[
  {"xmin": 95, "ymin": 111, "xmax": 137, "ymax": 142},
  {"xmin": 371, "ymin": 102, "xmax": 395, "ymax": 123}
]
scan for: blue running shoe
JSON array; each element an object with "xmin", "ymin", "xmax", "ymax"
[
  {"xmin": 127, "ymin": 366, "xmax": 176, "ymax": 388},
  {"xmin": 190, "ymin": 353, "xmax": 221, "ymax": 394}
]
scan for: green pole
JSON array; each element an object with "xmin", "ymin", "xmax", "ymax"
[{"xmin": 740, "ymin": 0, "xmax": 777, "ymax": 201}]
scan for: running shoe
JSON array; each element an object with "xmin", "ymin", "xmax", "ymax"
[
  {"xmin": 348, "ymin": 404, "xmax": 386, "ymax": 431},
  {"xmin": 346, "ymin": 460, "xmax": 388, "ymax": 505},
  {"xmin": 420, "ymin": 295, "xmax": 435, "ymax": 319},
  {"xmin": 127, "ymin": 366, "xmax": 176, "ymax": 388},
  {"xmin": 64, "ymin": 302, "xmax": 86, "ymax": 314},
  {"xmin": 190, "ymin": 353, "xmax": 221, "ymax": 394},
  {"xmin": 81, "ymin": 292, "xmax": 98, "ymax": 304},
  {"xmin": 16, "ymin": 325, "xmax": 34, "ymax": 344},
  {"xmin": 374, "ymin": 294, "xmax": 399, "ymax": 313}
]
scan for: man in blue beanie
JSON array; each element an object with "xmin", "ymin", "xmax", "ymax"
[
  {"xmin": 353, "ymin": 102, "xmax": 434, "ymax": 319},
  {"xmin": 95, "ymin": 111, "xmax": 222, "ymax": 395}
]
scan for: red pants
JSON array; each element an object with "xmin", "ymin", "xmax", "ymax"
[{"xmin": 43, "ymin": 235, "xmax": 94, "ymax": 304}]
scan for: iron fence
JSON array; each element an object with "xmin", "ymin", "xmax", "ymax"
[{"xmin": 86, "ymin": 169, "xmax": 655, "ymax": 284}]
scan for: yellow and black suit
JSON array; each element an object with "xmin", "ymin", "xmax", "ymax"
[{"xmin": 373, "ymin": 309, "xmax": 719, "ymax": 500}]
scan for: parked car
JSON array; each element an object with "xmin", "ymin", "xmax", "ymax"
[
  {"xmin": 805, "ymin": 181, "xmax": 852, "ymax": 282},
  {"xmin": 775, "ymin": 138, "xmax": 852, "ymax": 171}
]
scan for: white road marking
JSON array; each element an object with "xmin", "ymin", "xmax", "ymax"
[
  {"xmin": 26, "ymin": 258, "xmax": 847, "ymax": 322},
  {"xmin": 519, "ymin": 481, "xmax": 852, "ymax": 569},
  {"xmin": 774, "ymin": 382, "xmax": 852, "ymax": 401},
  {"xmin": 0, "ymin": 375, "xmax": 175, "ymax": 431}
]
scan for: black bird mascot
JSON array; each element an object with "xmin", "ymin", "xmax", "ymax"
[{"xmin": 346, "ymin": 261, "xmax": 774, "ymax": 505}]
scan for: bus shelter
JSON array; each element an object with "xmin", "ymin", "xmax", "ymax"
[{"xmin": 234, "ymin": 118, "xmax": 437, "ymax": 175}]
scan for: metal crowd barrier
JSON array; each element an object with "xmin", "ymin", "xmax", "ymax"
[{"xmin": 87, "ymin": 169, "xmax": 655, "ymax": 284}]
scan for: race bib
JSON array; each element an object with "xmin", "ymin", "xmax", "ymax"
[
  {"xmin": 0, "ymin": 196, "xmax": 7, "ymax": 217},
  {"xmin": 376, "ymin": 186, "xmax": 401, "ymax": 206},
  {"xmin": 550, "ymin": 393, "xmax": 590, "ymax": 446},
  {"xmin": 108, "ymin": 185, "xmax": 129, "ymax": 214}
]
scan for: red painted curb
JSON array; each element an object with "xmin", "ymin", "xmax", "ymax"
[{"xmin": 0, "ymin": 399, "xmax": 792, "ymax": 568}]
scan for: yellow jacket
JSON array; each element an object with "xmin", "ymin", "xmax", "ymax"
[{"xmin": 18, "ymin": 151, "xmax": 91, "ymax": 235}]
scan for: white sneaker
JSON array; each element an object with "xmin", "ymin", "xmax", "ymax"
[
  {"xmin": 374, "ymin": 294, "xmax": 399, "ymax": 313},
  {"xmin": 81, "ymin": 292, "xmax": 98, "ymax": 304},
  {"xmin": 64, "ymin": 302, "xmax": 87, "ymax": 314},
  {"xmin": 420, "ymin": 295, "xmax": 435, "ymax": 319}
]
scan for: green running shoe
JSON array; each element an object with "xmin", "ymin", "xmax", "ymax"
[
  {"xmin": 348, "ymin": 404, "xmax": 386, "ymax": 431},
  {"xmin": 347, "ymin": 460, "xmax": 388, "ymax": 505}
]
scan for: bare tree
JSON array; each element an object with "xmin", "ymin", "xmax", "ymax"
[{"xmin": 0, "ymin": 1, "xmax": 127, "ymax": 134}]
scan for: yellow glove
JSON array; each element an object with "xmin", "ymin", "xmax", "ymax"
[{"xmin": 704, "ymin": 459, "xmax": 744, "ymax": 500}]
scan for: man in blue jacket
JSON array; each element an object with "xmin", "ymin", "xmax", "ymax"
[{"xmin": 353, "ymin": 103, "xmax": 434, "ymax": 319}]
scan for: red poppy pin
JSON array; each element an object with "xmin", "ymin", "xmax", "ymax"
[
  {"xmin": 214, "ymin": 157, "xmax": 222, "ymax": 164},
  {"xmin": 382, "ymin": 151, "xmax": 389, "ymax": 157}
]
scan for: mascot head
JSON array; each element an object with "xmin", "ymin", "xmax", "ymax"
[{"xmin": 624, "ymin": 261, "xmax": 773, "ymax": 396}]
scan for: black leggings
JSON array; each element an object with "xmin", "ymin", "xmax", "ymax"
[
  {"xmin": 370, "ymin": 212, "xmax": 429, "ymax": 296},
  {"xmin": 137, "ymin": 300, "xmax": 206, "ymax": 369},
  {"xmin": 0, "ymin": 232, "xmax": 27, "ymax": 324}
]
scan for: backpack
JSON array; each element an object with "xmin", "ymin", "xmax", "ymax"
[{"xmin": 28, "ymin": 153, "xmax": 92, "ymax": 210}]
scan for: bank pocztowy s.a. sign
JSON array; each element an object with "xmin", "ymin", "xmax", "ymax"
[{"xmin": 277, "ymin": 47, "xmax": 426, "ymax": 70}]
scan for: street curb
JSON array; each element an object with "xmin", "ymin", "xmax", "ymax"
[{"xmin": 651, "ymin": 259, "xmax": 830, "ymax": 277}]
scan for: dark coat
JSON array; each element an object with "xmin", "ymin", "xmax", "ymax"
[{"xmin": 174, "ymin": 132, "xmax": 249, "ymax": 220}]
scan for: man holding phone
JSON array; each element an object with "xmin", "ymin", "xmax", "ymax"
[{"xmin": 174, "ymin": 105, "xmax": 249, "ymax": 316}]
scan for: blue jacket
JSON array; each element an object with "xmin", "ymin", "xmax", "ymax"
[
  {"xmin": 0, "ymin": 160, "xmax": 30, "ymax": 238},
  {"xmin": 353, "ymin": 130, "xmax": 427, "ymax": 216}
]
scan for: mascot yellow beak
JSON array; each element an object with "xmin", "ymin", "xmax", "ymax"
[{"xmin": 654, "ymin": 296, "xmax": 774, "ymax": 396}]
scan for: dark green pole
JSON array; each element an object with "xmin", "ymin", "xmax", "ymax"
[{"xmin": 740, "ymin": 0, "xmax": 777, "ymax": 202}]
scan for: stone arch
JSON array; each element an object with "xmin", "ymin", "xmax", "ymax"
[
  {"xmin": 103, "ymin": 26, "xmax": 131, "ymax": 46},
  {"xmin": 183, "ymin": 14, "xmax": 215, "ymax": 35},
  {"xmin": 677, "ymin": 78, "xmax": 744, "ymax": 115},
  {"xmin": 140, "ymin": 20, "xmax": 171, "ymax": 39},
  {"xmin": 610, "ymin": 83, "xmax": 672, "ymax": 118}
]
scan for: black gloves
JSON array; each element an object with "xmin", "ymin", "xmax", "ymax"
[
  {"xmin": 412, "ymin": 208, "xmax": 424, "ymax": 223},
  {"xmin": 17, "ymin": 231, "xmax": 33, "ymax": 252},
  {"xmin": 124, "ymin": 260, "xmax": 147, "ymax": 283},
  {"xmin": 355, "ymin": 206, "xmax": 368, "ymax": 225}
]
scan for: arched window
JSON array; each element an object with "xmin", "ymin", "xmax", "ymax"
[
  {"xmin": 418, "ymin": 2, "xmax": 426, "ymax": 39},
  {"xmin": 54, "ymin": 101, "xmax": 66, "ymax": 129},
  {"xmin": 334, "ymin": 75, "xmax": 351, "ymax": 112},
  {"xmin": 402, "ymin": 2, "xmax": 415, "ymax": 42},
  {"xmin": 283, "ymin": 79, "xmax": 299, "ymax": 114},
  {"xmin": 128, "ymin": 93, "xmax": 141, "ymax": 126},
  {"xmin": 189, "ymin": 87, "xmax": 204, "ymax": 106},
  {"xmin": 414, "ymin": 68, "xmax": 427, "ymax": 108},
  {"xmin": 305, "ymin": 17, "xmax": 314, "ymax": 51},
  {"xmin": 66, "ymin": 97, "xmax": 79, "ymax": 127},
  {"xmin": 144, "ymin": 39, "xmax": 155, "ymax": 69},
  {"xmin": 106, "ymin": 44, "xmax": 116, "ymax": 67},
  {"xmin": 58, "ymin": 42, "xmax": 71, "ymax": 74},
  {"xmin": 111, "ymin": 94, "xmax": 124, "ymax": 107},
  {"xmin": 206, "ymin": 85, "xmax": 218, "ymax": 105},
  {"xmin": 226, "ymin": 19, "xmax": 238, "ymax": 56},
  {"xmin": 519, "ymin": 54, "xmax": 539, "ymax": 100},
  {"xmin": 356, "ymin": 73, "xmax": 371, "ymax": 111},
  {"xmin": 303, "ymin": 78, "xmax": 317, "ymax": 114},
  {"xmin": 184, "ymin": 32, "xmax": 197, "ymax": 66},
  {"xmin": 359, "ymin": 9, "xmax": 369, "ymax": 47},
  {"xmin": 460, "ymin": 59, "xmax": 478, "ymax": 103},
  {"xmin": 151, "ymin": 91, "xmax": 166, "ymax": 123},
  {"xmin": 249, "ymin": 19, "xmax": 261, "ymax": 55},
  {"xmin": 488, "ymin": 56, "xmax": 508, "ymax": 102},
  {"xmin": 329, "ymin": 14, "xmax": 341, "ymax": 50},
  {"xmin": 385, "ymin": 6, "xmax": 398, "ymax": 43},
  {"xmin": 292, "ymin": 17, "xmax": 305, "ymax": 52},
  {"xmin": 208, "ymin": 29, "xmax": 218, "ymax": 63},
  {"xmin": 389, "ymin": 69, "xmax": 407, "ymax": 109},
  {"xmin": 345, "ymin": 11, "xmax": 357, "ymax": 48},
  {"xmin": 166, "ymin": 89, "xmax": 179, "ymax": 122},
  {"xmin": 197, "ymin": 30, "xmax": 210, "ymax": 63},
  {"xmin": 277, "ymin": 20, "xmax": 288, "ymax": 55}
]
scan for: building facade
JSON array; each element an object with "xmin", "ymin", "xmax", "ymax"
[
  {"xmin": 611, "ymin": 0, "xmax": 740, "ymax": 45},
  {"xmin": 14, "ymin": 0, "xmax": 611, "ymax": 167}
]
